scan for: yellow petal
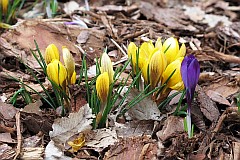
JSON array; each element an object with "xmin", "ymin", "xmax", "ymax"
[
  {"xmin": 149, "ymin": 50, "xmax": 167, "ymax": 88},
  {"xmin": 161, "ymin": 57, "xmax": 184, "ymax": 91},
  {"xmin": 47, "ymin": 60, "xmax": 67, "ymax": 87},
  {"xmin": 71, "ymin": 71, "xmax": 76, "ymax": 84},
  {"xmin": 96, "ymin": 72, "xmax": 109, "ymax": 104},
  {"xmin": 67, "ymin": 133, "xmax": 85, "ymax": 152},
  {"xmin": 44, "ymin": 44, "xmax": 60, "ymax": 64},
  {"xmin": 1, "ymin": 0, "xmax": 8, "ymax": 14},
  {"xmin": 155, "ymin": 37, "xmax": 162, "ymax": 51},
  {"xmin": 139, "ymin": 41, "xmax": 155, "ymax": 60},
  {"xmin": 100, "ymin": 52, "xmax": 114, "ymax": 83},
  {"xmin": 141, "ymin": 63, "xmax": 149, "ymax": 84},
  {"xmin": 176, "ymin": 43, "xmax": 186, "ymax": 58},
  {"xmin": 162, "ymin": 37, "xmax": 179, "ymax": 65},
  {"xmin": 62, "ymin": 46, "xmax": 75, "ymax": 83},
  {"xmin": 127, "ymin": 42, "xmax": 138, "ymax": 71}
]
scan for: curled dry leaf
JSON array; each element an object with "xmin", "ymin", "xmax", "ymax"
[
  {"xmin": 196, "ymin": 86, "xmax": 220, "ymax": 122},
  {"xmin": 85, "ymin": 128, "xmax": 118, "ymax": 152},
  {"xmin": 156, "ymin": 116, "xmax": 184, "ymax": 141},
  {"xmin": 206, "ymin": 90, "xmax": 231, "ymax": 106},
  {"xmin": 127, "ymin": 89, "xmax": 161, "ymax": 121},
  {"xmin": 49, "ymin": 104, "xmax": 94, "ymax": 150}
]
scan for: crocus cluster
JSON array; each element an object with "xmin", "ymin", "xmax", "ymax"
[
  {"xmin": 128, "ymin": 37, "xmax": 186, "ymax": 95},
  {"xmin": 45, "ymin": 44, "xmax": 76, "ymax": 89}
]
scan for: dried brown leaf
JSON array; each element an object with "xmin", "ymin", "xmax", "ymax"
[{"xmin": 197, "ymin": 86, "xmax": 220, "ymax": 122}]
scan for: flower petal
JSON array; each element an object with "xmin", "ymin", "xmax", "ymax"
[
  {"xmin": 96, "ymin": 72, "xmax": 109, "ymax": 104},
  {"xmin": 44, "ymin": 44, "xmax": 60, "ymax": 64},
  {"xmin": 100, "ymin": 52, "xmax": 114, "ymax": 83}
]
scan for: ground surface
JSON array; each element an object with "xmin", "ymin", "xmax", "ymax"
[{"xmin": 0, "ymin": 0, "xmax": 240, "ymax": 159}]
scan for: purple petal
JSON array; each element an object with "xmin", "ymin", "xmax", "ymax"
[
  {"xmin": 181, "ymin": 55, "xmax": 200, "ymax": 106},
  {"xmin": 187, "ymin": 59, "xmax": 200, "ymax": 96},
  {"xmin": 181, "ymin": 56, "xmax": 189, "ymax": 88}
]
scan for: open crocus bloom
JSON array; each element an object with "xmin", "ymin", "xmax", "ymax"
[
  {"xmin": 100, "ymin": 52, "xmax": 114, "ymax": 84},
  {"xmin": 44, "ymin": 44, "xmax": 60, "ymax": 64},
  {"xmin": 47, "ymin": 59, "xmax": 67, "ymax": 87}
]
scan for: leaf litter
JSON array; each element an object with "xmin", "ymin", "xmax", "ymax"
[{"xmin": 0, "ymin": 0, "xmax": 240, "ymax": 159}]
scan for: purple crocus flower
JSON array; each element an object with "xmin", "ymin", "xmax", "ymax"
[{"xmin": 181, "ymin": 55, "xmax": 200, "ymax": 137}]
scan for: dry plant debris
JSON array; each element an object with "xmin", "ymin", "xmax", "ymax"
[{"xmin": 0, "ymin": 0, "xmax": 240, "ymax": 159}]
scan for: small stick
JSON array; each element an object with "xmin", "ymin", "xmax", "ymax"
[
  {"xmin": 14, "ymin": 111, "xmax": 22, "ymax": 160},
  {"xmin": 110, "ymin": 38, "xmax": 127, "ymax": 56}
]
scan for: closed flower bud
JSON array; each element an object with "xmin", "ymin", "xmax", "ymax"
[
  {"xmin": 181, "ymin": 55, "xmax": 200, "ymax": 106},
  {"xmin": 62, "ymin": 46, "xmax": 75, "ymax": 83},
  {"xmin": 71, "ymin": 71, "xmax": 76, "ymax": 84},
  {"xmin": 1, "ymin": 0, "xmax": 8, "ymax": 14},
  {"xmin": 96, "ymin": 72, "xmax": 109, "ymax": 104},
  {"xmin": 162, "ymin": 37, "xmax": 179, "ymax": 65},
  {"xmin": 127, "ymin": 42, "xmax": 138, "ymax": 71},
  {"xmin": 100, "ymin": 52, "xmax": 114, "ymax": 83},
  {"xmin": 149, "ymin": 50, "xmax": 167, "ymax": 88},
  {"xmin": 155, "ymin": 37, "xmax": 163, "ymax": 50},
  {"xmin": 162, "ymin": 57, "xmax": 184, "ymax": 91},
  {"xmin": 44, "ymin": 44, "xmax": 60, "ymax": 64},
  {"xmin": 47, "ymin": 59, "xmax": 67, "ymax": 87}
]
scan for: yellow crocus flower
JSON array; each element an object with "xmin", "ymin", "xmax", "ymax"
[
  {"xmin": 127, "ymin": 42, "xmax": 138, "ymax": 71},
  {"xmin": 96, "ymin": 72, "xmax": 109, "ymax": 104},
  {"xmin": 161, "ymin": 57, "xmax": 184, "ymax": 91},
  {"xmin": 47, "ymin": 59, "xmax": 67, "ymax": 87},
  {"xmin": 162, "ymin": 37, "xmax": 179, "ymax": 64},
  {"xmin": 44, "ymin": 44, "xmax": 60, "ymax": 64},
  {"xmin": 1, "ymin": 0, "xmax": 8, "ymax": 15},
  {"xmin": 139, "ymin": 41, "xmax": 155, "ymax": 68},
  {"xmin": 100, "ymin": 52, "xmax": 114, "ymax": 83},
  {"xmin": 155, "ymin": 37, "xmax": 163, "ymax": 50},
  {"xmin": 149, "ymin": 50, "xmax": 167, "ymax": 88},
  {"xmin": 162, "ymin": 37, "xmax": 186, "ymax": 65},
  {"xmin": 71, "ymin": 71, "xmax": 76, "ymax": 84},
  {"xmin": 62, "ymin": 46, "xmax": 75, "ymax": 84}
]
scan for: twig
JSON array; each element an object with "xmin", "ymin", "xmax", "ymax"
[
  {"xmin": 110, "ymin": 38, "xmax": 127, "ymax": 56},
  {"xmin": 205, "ymin": 47, "xmax": 240, "ymax": 64},
  {"xmin": 122, "ymin": 28, "xmax": 148, "ymax": 41},
  {"xmin": 14, "ymin": 111, "xmax": 22, "ymax": 160}
]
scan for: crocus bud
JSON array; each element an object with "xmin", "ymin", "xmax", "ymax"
[
  {"xmin": 155, "ymin": 37, "xmax": 163, "ymax": 50},
  {"xmin": 71, "ymin": 71, "xmax": 76, "ymax": 84},
  {"xmin": 47, "ymin": 59, "xmax": 67, "ymax": 87},
  {"xmin": 181, "ymin": 55, "xmax": 200, "ymax": 138},
  {"xmin": 127, "ymin": 42, "xmax": 138, "ymax": 71},
  {"xmin": 149, "ymin": 50, "xmax": 167, "ymax": 88},
  {"xmin": 62, "ymin": 46, "xmax": 75, "ymax": 83},
  {"xmin": 162, "ymin": 57, "xmax": 184, "ymax": 91},
  {"xmin": 44, "ymin": 44, "xmax": 60, "ymax": 64},
  {"xmin": 181, "ymin": 55, "xmax": 200, "ymax": 106},
  {"xmin": 100, "ymin": 52, "xmax": 114, "ymax": 83},
  {"xmin": 1, "ymin": 0, "xmax": 8, "ymax": 14},
  {"xmin": 162, "ymin": 37, "xmax": 179, "ymax": 65},
  {"xmin": 96, "ymin": 72, "xmax": 109, "ymax": 104}
]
